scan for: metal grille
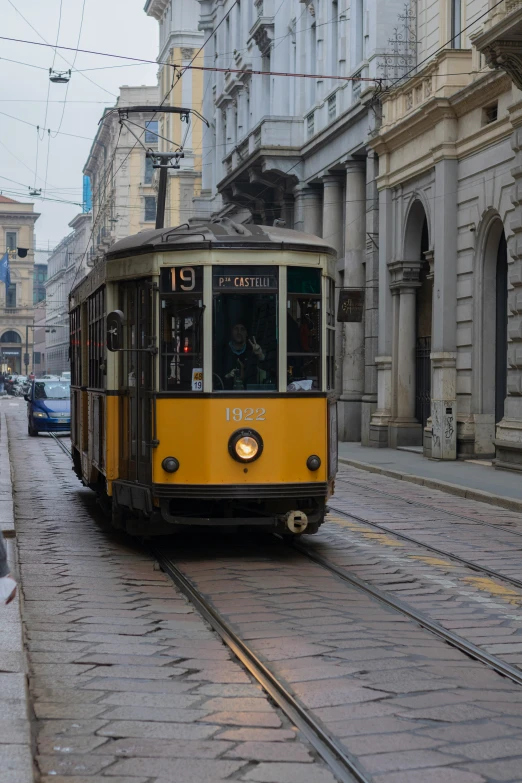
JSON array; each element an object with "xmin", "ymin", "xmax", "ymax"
[{"xmin": 415, "ymin": 336, "xmax": 431, "ymax": 428}]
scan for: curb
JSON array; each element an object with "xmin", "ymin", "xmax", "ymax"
[
  {"xmin": 0, "ymin": 411, "xmax": 36, "ymax": 783},
  {"xmin": 338, "ymin": 456, "xmax": 522, "ymax": 515}
]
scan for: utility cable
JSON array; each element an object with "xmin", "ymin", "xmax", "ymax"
[
  {"xmin": 52, "ymin": 0, "xmax": 87, "ymax": 138},
  {"xmin": 6, "ymin": 1, "xmax": 117, "ymax": 97}
]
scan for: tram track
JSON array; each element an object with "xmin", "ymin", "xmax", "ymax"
[
  {"xmin": 291, "ymin": 538, "xmax": 522, "ymax": 688},
  {"xmin": 336, "ymin": 474, "xmax": 522, "ymax": 539},
  {"xmin": 328, "ymin": 502, "xmax": 522, "ymax": 593},
  {"xmin": 153, "ymin": 546, "xmax": 372, "ymax": 783},
  {"xmin": 48, "ymin": 432, "xmax": 72, "ymax": 458}
]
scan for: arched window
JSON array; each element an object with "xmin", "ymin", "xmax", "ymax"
[{"xmin": 0, "ymin": 330, "xmax": 22, "ymax": 344}]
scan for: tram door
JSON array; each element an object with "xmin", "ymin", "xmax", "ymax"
[{"xmin": 119, "ymin": 280, "xmax": 154, "ymax": 485}]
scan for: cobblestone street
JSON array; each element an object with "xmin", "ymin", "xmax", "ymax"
[{"xmin": 4, "ymin": 403, "xmax": 522, "ymax": 782}]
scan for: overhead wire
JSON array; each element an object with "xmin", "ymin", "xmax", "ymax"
[
  {"xmin": 52, "ymin": 0, "xmax": 87, "ymax": 138},
  {"xmin": 40, "ymin": 0, "xmax": 64, "ymax": 199},
  {"xmin": 5, "ymin": 1, "xmax": 117, "ymax": 97}
]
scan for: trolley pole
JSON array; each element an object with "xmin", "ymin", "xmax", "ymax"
[
  {"xmin": 155, "ymin": 166, "xmax": 169, "ymax": 230},
  {"xmin": 148, "ymin": 151, "xmax": 184, "ymax": 231}
]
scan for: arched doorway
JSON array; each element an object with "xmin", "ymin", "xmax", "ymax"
[
  {"xmin": 415, "ymin": 218, "xmax": 433, "ymax": 428},
  {"xmin": 495, "ymin": 232, "xmax": 508, "ymax": 424},
  {"xmin": 0, "ymin": 330, "xmax": 22, "ymax": 374},
  {"xmin": 475, "ymin": 217, "xmax": 508, "ymax": 455},
  {"xmin": 389, "ymin": 199, "xmax": 432, "ymax": 448}
]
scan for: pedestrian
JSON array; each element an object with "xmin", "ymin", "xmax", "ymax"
[
  {"xmin": 0, "ymin": 533, "xmax": 16, "ymax": 605},
  {"xmin": 0, "ymin": 371, "xmax": 5, "ymax": 395}
]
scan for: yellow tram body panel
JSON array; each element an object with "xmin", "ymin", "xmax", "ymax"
[{"xmin": 153, "ymin": 397, "xmax": 328, "ymax": 486}]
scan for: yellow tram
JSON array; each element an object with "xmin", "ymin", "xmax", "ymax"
[{"xmin": 69, "ymin": 219, "xmax": 338, "ymax": 536}]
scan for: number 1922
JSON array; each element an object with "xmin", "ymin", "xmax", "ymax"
[{"xmin": 226, "ymin": 407, "xmax": 266, "ymax": 422}]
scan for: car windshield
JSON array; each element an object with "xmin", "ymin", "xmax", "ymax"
[{"xmin": 34, "ymin": 381, "xmax": 70, "ymax": 400}]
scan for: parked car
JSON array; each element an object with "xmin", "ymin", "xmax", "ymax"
[{"xmin": 25, "ymin": 379, "xmax": 71, "ymax": 436}]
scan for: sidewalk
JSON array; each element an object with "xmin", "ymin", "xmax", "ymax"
[
  {"xmin": 0, "ymin": 412, "xmax": 34, "ymax": 783},
  {"xmin": 338, "ymin": 441, "xmax": 522, "ymax": 513}
]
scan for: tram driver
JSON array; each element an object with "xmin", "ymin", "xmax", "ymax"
[{"xmin": 223, "ymin": 324, "xmax": 267, "ymax": 390}]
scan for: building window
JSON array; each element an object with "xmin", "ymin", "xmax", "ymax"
[
  {"xmin": 5, "ymin": 232, "xmax": 16, "ymax": 252},
  {"xmin": 145, "ymin": 121, "xmax": 159, "ymax": 143},
  {"xmin": 483, "ymin": 103, "xmax": 498, "ymax": 125},
  {"xmin": 451, "ymin": 0, "xmax": 462, "ymax": 48},
  {"xmin": 144, "ymin": 156, "xmax": 154, "ymax": 184},
  {"xmin": 144, "ymin": 196, "xmax": 157, "ymax": 222},
  {"xmin": 6, "ymin": 285, "xmax": 16, "ymax": 308},
  {"xmin": 328, "ymin": 94, "xmax": 337, "ymax": 122},
  {"xmin": 307, "ymin": 112, "xmax": 315, "ymax": 138},
  {"xmin": 0, "ymin": 330, "xmax": 21, "ymax": 343}
]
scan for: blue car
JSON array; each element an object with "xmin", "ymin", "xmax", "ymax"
[{"xmin": 25, "ymin": 379, "xmax": 71, "ymax": 436}]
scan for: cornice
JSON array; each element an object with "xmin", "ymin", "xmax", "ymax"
[{"xmin": 144, "ymin": 0, "xmax": 169, "ymax": 21}]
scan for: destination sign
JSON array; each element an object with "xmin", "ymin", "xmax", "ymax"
[
  {"xmin": 213, "ymin": 273, "xmax": 278, "ymax": 290},
  {"xmin": 160, "ymin": 266, "xmax": 203, "ymax": 294}
]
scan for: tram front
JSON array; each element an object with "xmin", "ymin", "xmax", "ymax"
[{"xmin": 106, "ymin": 222, "xmax": 338, "ymax": 536}]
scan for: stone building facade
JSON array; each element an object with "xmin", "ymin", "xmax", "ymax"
[
  {"xmin": 144, "ymin": 0, "xmax": 205, "ymax": 224},
  {"xmin": 45, "ymin": 213, "xmax": 92, "ymax": 377},
  {"xmin": 83, "ymin": 86, "xmax": 159, "ymax": 259},
  {"xmin": 472, "ymin": 2, "xmax": 522, "ymax": 471},
  {"xmin": 368, "ymin": 0, "xmax": 522, "ymax": 470},
  {"xmin": 192, "ymin": 0, "xmax": 407, "ymax": 441},
  {"xmin": 0, "ymin": 195, "xmax": 39, "ymax": 375}
]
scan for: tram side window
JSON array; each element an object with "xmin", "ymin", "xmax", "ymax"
[
  {"xmin": 87, "ymin": 288, "xmax": 106, "ymax": 390},
  {"xmin": 70, "ymin": 307, "xmax": 82, "ymax": 386},
  {"xmin": 212, "ymin": 266, "xmax": 278, "ymax": 392},
  {"xmin": 287, "ymin": 267, "xmax": 321, "ymax": 391},
  {"xmin": 326, "ymin": 277, "xmax": 335, "ymax": 391},
  {"xmin": 160, "ymin": 266, "xmax": 204, "ymax": 392}
]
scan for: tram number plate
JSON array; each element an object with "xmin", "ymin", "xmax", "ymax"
[
  {"xmin": 191, "ymin": 369, "xmax": 203, "ymax": 391},
  {"xmin": 226, "ymin": 407, "xmax": 266, "ymax": 422}
]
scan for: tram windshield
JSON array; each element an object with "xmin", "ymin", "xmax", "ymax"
[{"xmin": 213, "ymin": 266, "xmax": 278, "ymax": 392}]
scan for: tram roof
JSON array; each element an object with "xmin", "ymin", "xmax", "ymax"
[{"xmin": 105, "ymin": 219, "xmax": 336, "ymax": 259}]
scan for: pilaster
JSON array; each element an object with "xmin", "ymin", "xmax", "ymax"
[
  {"xmin": 388, "ymin": 261, "xmax": 423, "ymax": 448},
  {"xmin": 338, "ymin": 162, "xmax": 366, "ymax": 442}
]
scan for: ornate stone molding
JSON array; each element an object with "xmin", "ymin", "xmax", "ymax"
[
  {"xmin": 482, "ymin": 41, "xmax": 522, "ymax": 90},
  {"xmin": 388, "ymin": 259, "xmax": 422, "ymax": 289}
]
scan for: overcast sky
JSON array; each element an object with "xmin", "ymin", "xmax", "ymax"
[{"xmin": 1, "ymin": 0, "xmax": 159, "ymax": 256}]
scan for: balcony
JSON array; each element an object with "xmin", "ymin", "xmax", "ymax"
[
  {"xmin": 474, "ymin": 3, "xmax": 522, "ymax": 90},
  {"xmin": 377, "ymin": 49, "xmax": 473, "ymax": 135}
]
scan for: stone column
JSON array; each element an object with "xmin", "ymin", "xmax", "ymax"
[
  {"xmin": 369, "ymin": 187, "xmax": 394, "ymax": 447},
  {"xmin": 388, "ymin": 261, "xmax": 422, "ymax": 448},
  {"xmin": 431, "ymin": 158, "xmax": 458, "ymax": 460},
  {"xmin": 322, "ymin": 175, "xmax": 344, "ymax": 255},
  {"xmin": 293, "ymin": 185, "xmax": 322, "ymax": 236},
  {"xmin": 339, "ymin": 161, "xmax": 366, "ymax": 441},
  {"xmin": 361, "ymin": 151, "xmax": 379, "ymax": 445},
  {"xmin": 322, "ymin": 174, "xmax": 345, "ymax": 405}
]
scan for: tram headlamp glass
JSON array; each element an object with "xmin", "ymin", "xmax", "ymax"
[
  {"xmin": 228, "ymin": 429, "xmax": 263, "ymax": 463},
  {"xmin": 236, "ymin": 437, "xmax": 258, "ymax": 460}
]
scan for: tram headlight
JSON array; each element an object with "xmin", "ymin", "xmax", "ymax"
[
  {"xmin": 228, "ymin": 429, "xmax": 263, "ymax": 463},
  {"xmin": 162, "ymin": 456, "xmax": 180, "ymax": 473}
]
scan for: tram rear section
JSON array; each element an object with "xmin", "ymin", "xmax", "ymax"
[{"xmin": 69, "ymin": 220, "xmax": 338, "ymax": 536}]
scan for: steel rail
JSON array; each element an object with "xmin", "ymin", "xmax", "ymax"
[
  {"xmin": 292, "ymin": 541, "xmax": 522, "ymax": 688},
  {"xmin": 328, "ymin": 503, "xmax": 522, "ymax": 593},
  {"xmin": 336, "ymin": 474, "xmax": 522, "ymax": 540},
  {"xmin": 153, "ymin": 548, "xmax": 373, "ymax": 783},
  {"xmin": 48, "ymin": 432, "xmax": 73, "ymax": 458}
]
